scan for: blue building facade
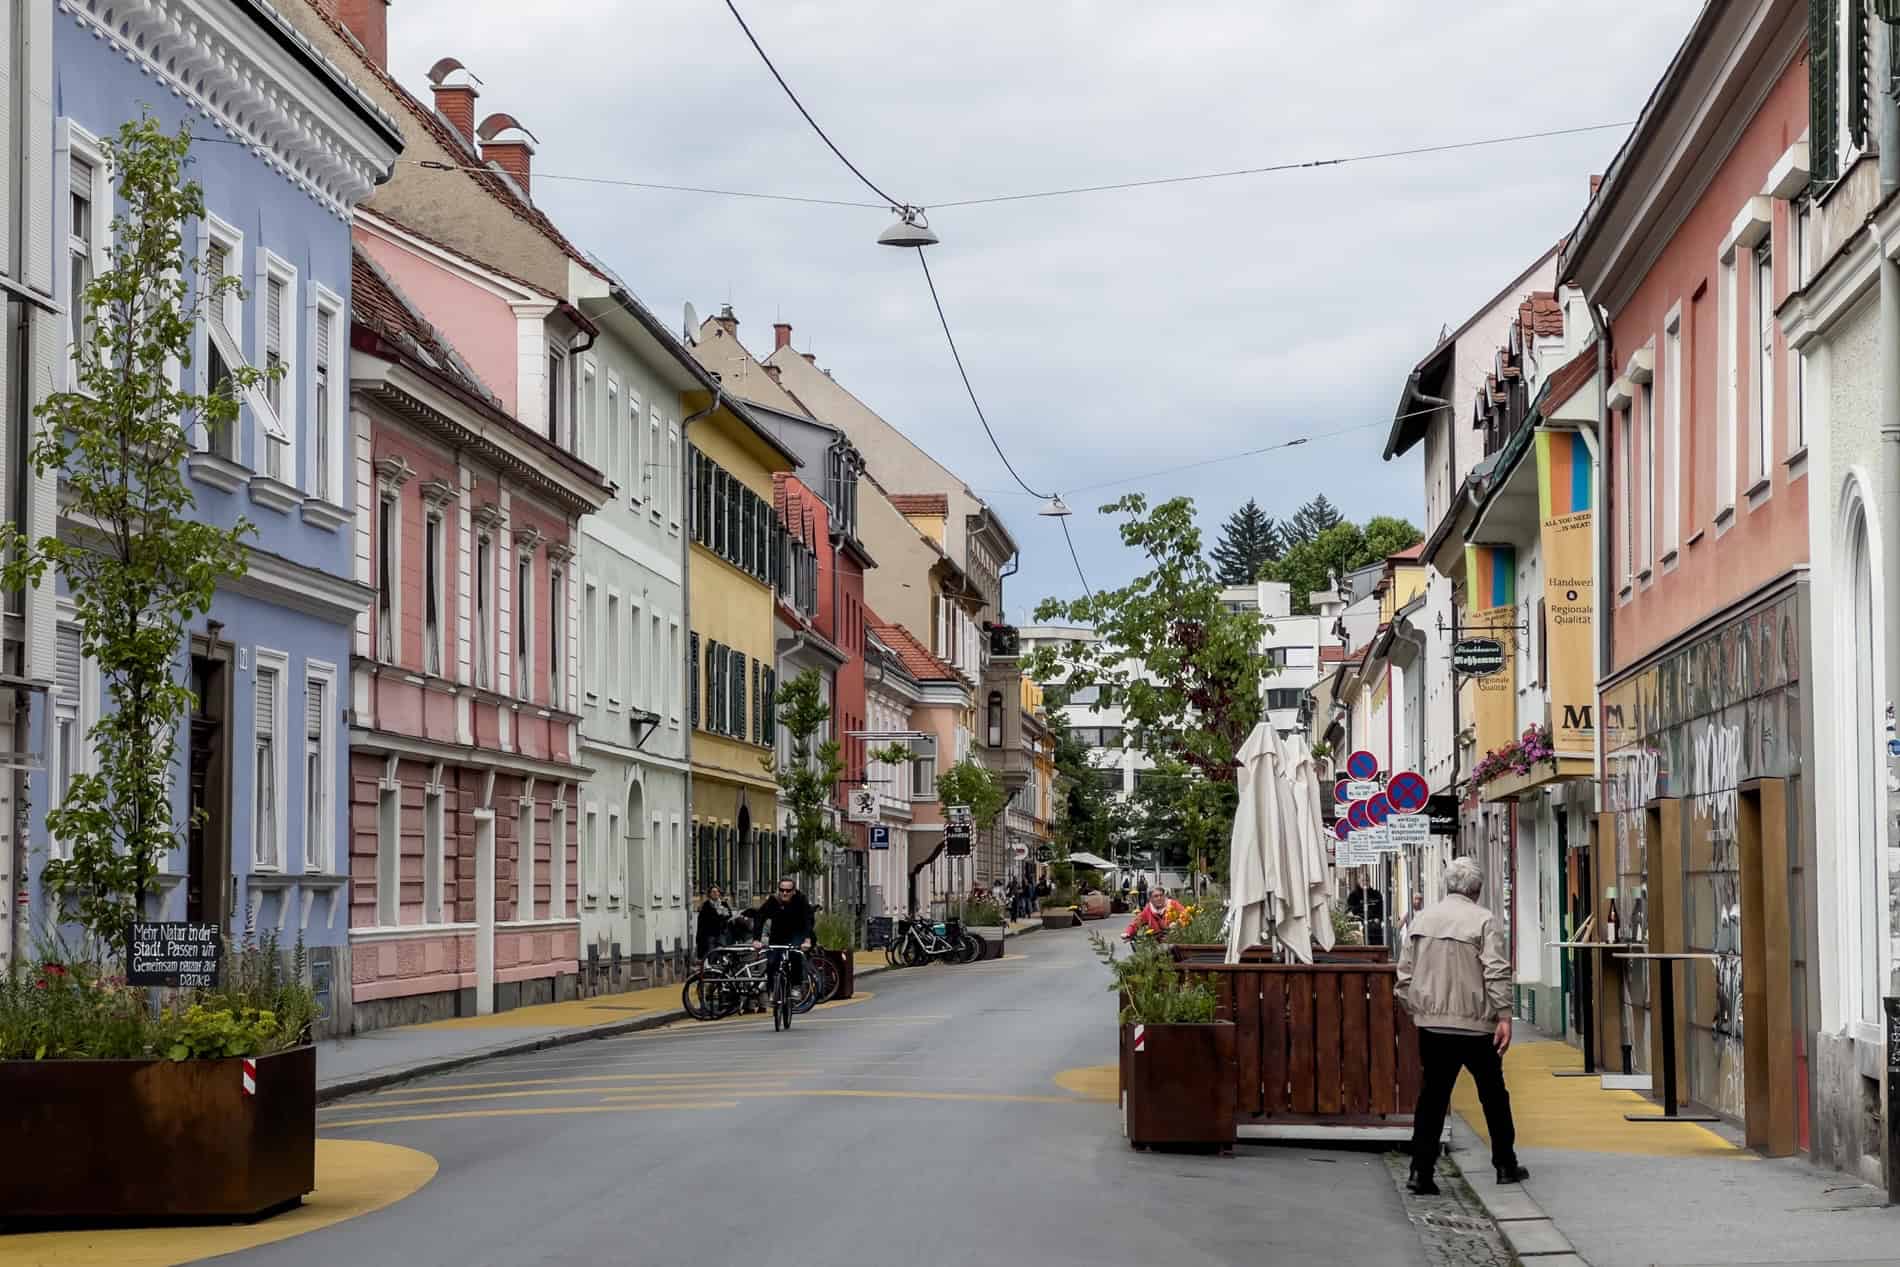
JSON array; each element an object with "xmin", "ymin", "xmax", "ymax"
[{"xmin": 40, "ymin": 0, "xmax": 399, "ymax": 1023}]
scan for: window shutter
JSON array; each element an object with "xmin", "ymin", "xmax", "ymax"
[
  {"xmin": 1847, "ymin": 0, "xmax": 1870, "ymax": 154},
  {"xmin": 307, "ymin": 677, "xmax": 324, "ymax": 742},
  {"xmin": 1813, "ymin": 0, "xmax": 1840, "ymax": 186},
  {"xmin": 55, "ymin": 625, "xmax": 80, "ymax": 701},
  {"xmin": 764, "ymin": 669, "xmax": 776, "ymax": 746},
  {"xmin": 267, "ymin": 278, "xmax": 283, "ymax": 358},
  {"xmin": 256, "ymin": 667, "xmax": 277, "ymax": 737},
  {"xmin": 690, "ymin": 632, "xmax": 700, "ymax": 727},
  {"xmin": 731, "ymin": 651, "xmax": 745, "ymax": 739},
  {"xmin": 71, "ymin": 157, "xmax": 93, "ymax": 203},
  {"xmin": 752, "ymin": 660, "xmax": 761, "ymax": 742},
  {"xmin": 316, "ymin": 306, "xmax": 331, "ymax": 372}
]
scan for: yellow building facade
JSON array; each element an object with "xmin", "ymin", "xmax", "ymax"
[{"xmin": 685, "ymin": 393, "xmax": 798, "ymax": 896}]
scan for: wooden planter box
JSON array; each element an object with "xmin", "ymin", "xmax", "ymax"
[
  {"xmin": 1121, "ymin": 1022, "xmax": 1237, "ymax": 1150},
  {"xmin": 967, "ymin": 929, "xmax": 1005, "ymax": 959},
  {"xmin": 1040, "ymin": 909, "xmax": 1076, "ymax": 929},
  {"xmin": 1168, "ymin": 943, "xmax": 1275, "ymax": 963},
  {"xmin": 821, "ymin": 947, "xmax": 855, "ymax": 999},
  {"xmin": 1315, "ymin": 943, "xmax": 1388, "ymax": 963},
  {"xmin": 1, "ymin": 1045, "xmax": 316, "ymax": 1221}
]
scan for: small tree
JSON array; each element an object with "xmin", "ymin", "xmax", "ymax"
[
  {"xmin": 1282, "ymin": 493, "xmax": 1345, "ymax": 548},
  {"xmin": 2, "ymin": 116, "xmax": 255, "ymax": 951},
  {"xmin": 766, "ymin": 669, "xmax": 843, "ymax": 883}
]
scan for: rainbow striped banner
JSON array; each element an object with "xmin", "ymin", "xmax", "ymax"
[
  {"xmin": 1464, "ymin": 544, "xmax": 1515, "ymax": 615},
  {"xmin": 1535, "ymin": 428, "xmax": 1594, "ymax": 517}
]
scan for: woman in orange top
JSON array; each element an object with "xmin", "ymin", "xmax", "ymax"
[{"xmin": 1122, "ymin": 887, "xmax": 1184, "ymax": 940}]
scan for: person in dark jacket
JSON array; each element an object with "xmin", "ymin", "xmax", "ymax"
[
  {"xmin": 695, "ymin": 886, "xmax": 734, "ymax": 962},
  {"xmin": 750, "ymin": 877, "xmax": 815, "ymax": 992}
]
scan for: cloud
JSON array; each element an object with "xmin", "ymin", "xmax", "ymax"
[{"xmin": 386, "ymin": 0, "xmax": 1694, "ymax": 619}]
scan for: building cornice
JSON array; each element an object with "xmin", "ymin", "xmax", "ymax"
[
  {"xmin": 59, "ymin": 0, "xmax": 402, "ymax": 218},
  {"xmin": 226, "ymin": 545, "xmax": 374, "ymax": 625}
]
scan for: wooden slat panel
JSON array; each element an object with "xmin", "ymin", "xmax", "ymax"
[
  {"xmin": 1341, "ymin": 971, "xmax": 1371, "ymax": 1117},
  {"xmin": 1313, "ymin": 972, "xmax": 1342, "ymax": 1116},
  {"xmin": 1235, "ymin": 971, "xmax": 1263, "ymax": 1117},
  {"xmin": 1368, "ymin": 972, "xmax": 1398, "ymax": 1116},
  {"xmin": 1396, "ymin": 1008, "xmax": 1422, "ymax": 1107},
  {"xmin": 1288, "ymin": 973, "xmax": 1315, "ymax": 1114},
  {"xmin": 1261, "ymin": 971, "xmax": 1288, "ymax": 1115}
]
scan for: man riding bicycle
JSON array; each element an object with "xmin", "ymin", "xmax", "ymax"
[{"xmin": 751, "ymin": 876, "xmax": 815, "ymax": 994}]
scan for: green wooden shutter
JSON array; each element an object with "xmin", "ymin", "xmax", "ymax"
[
  {"xmin": 690, "ymin": 632, "xmax": 699, "ymax": 728},
  {"xmin": 1813, "ymin": 0, "xmax": 1840, "ymax": 188}
]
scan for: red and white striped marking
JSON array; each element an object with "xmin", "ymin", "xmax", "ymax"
[
  {"xmin": 241, "ymin": 1058, "xmax": 257, "ymax": 1096},
  {"xmin": 1132, "ymin": 1024, "xmax": 1146, "ymax": 1053}
]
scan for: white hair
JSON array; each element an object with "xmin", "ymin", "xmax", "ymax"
[{"xmin": 1444, "ymin": 857, "xmax": 1484, "ymax": 899}]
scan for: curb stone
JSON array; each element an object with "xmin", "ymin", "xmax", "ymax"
[
  {"xmin": 317, "ymin": 921, "xmax": 1044, "ymax": 1103},
  {"xmin": 1441, "ymin": 1115, "xmax": 1589, "ymax": 1264}
]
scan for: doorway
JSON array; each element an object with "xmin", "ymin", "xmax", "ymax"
[
  {"xmin": 626, "ymin": 781, "xmax": 646, "ymax": 935},
  {"xmin": 186, "ymin": 643, "xmax": 232, "ymax": 926}
]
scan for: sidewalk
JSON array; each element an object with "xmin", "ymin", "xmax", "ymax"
[
  {"xmin": 1444, "ymin": 1030, "xmax": 1896, "ymax": 1266},
  {"xmin": 316, "ymin": 920, "xmax": 1041, "ymax": 1102}
]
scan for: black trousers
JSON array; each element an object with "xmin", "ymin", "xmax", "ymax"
[{"xmin": 1408, "ymin": 1027, "xmax": 1518, "ymax": 1174}]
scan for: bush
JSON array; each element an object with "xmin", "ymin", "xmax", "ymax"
[
  {"xmin": 1040, "ymin": 887, "xmax": 1078, "ymax": 911},
  {"xmin": 1089, "ymin": 931, "xmax": 1216, "ymax": 1024},
  {"xmin": 814, "ymin": 911, "xmax": 855, "ymax": 952},
  {"xmin": 1330, "ymin": 903, "xmax": 1364, "ymax": 946},
  {"xmin": 1078, "ymin": 869, "xmax": 1104, "ymax": 893},
  {"xmin": 0, "ymin": 961, "xmax": 152, "ymax": 1060},
  {"xmin": 962, "ymin": 896, "xmax": 1004, "ymax": 927}
]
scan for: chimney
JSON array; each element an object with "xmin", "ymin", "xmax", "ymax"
[
  {"xmin": 712, "ymin": 303, "xmax": 739, "ymax": 337},
  {"xmin": 477, "ymin": 113, "xmax": 538, "ymax": 200},
  {"xmin": 427, "ymin": 58, "xmax": 479, "ymax": 144},
  {"xmin": 773, "ymin": 322, "xmax": 792, "ymax": 352},
  {"xmin": 1589, "ymin": 173, "xmax": 1603, "ymax": 197},
  {"xmin": 764, "ymin": 365, "xmax": 782, "ymax": 385},
  {"xmin": 335, "ymin": 0, "xmax": 389, "ymax": 70}
]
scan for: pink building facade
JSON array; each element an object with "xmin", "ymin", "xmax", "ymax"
[{"xmin": 345, "ymin": 233, "xmax": 610, "ymax": 1030}]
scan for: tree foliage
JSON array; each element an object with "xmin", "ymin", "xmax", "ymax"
[
  {"xmin": 1209, "ymin": 498, "xmax": 1280, "ymax": 584},
  {"xmin": 1028, "ymin": 494, "xmax": 1266, "ymax": 882},
  {"xmin": 1282, "ymin": 494, "xmax": 1346, "ymax": 548},
  {"xmin": 1, "ymin": 117, "xmax": 254, "ymax": 950},
  {"xmin": 936, "ymin": 757, "xmax": 1007, "ymax": 829},
  {"xmin": 1264, "ymin": 515, "xmax": 1423, "ymax": 615},
  {"xmin": 767, "ymin": 669, "xmax": 844, "ymax": 880},
  {"xmin": 1048, "ymin": 715, "xmax": 1109, "ymax": 861}
]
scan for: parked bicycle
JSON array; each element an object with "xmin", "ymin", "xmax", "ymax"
[
  {"xmin": 681, "ymin": 944, "xmax": 831, "ymax": 1020},
  {"xmin": 885, "ymin": 915, "xmax": 980, "ymax": 967}
]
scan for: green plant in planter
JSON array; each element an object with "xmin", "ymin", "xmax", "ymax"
[
  {"xmin": 160, "ymin": 1004, "xmax": 281, "ymax": 1061},
  {"xmin": 1330, "ymin": 902, "xmax": 1364, "ymax": 946},
  {"xmin": 814, "ymin": 911, "xmax": 856, "ymax": 953},
  {"xmin": 962, "ymin": 896, "xmax": 1004, "ymax": 927},
  {"xmin": 1040, "ymin": 887, "xmax": 1078, "ymax": 911},
  {"xmin": 1089, "ymin": 931, "xmax": 1216, "ymax": 1024},
  {"xmin": 1162, "ymin": 901, "xmax": 1227, "ymax": 945}
]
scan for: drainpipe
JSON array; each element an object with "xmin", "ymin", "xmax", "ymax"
[
  {"xmin": 1588, "ymin": 302, "xmax": 1612, "ymax": 815},
  {"xmin": 680, "ymin": 386, "xmax": 724, "ymax": 901},
  {"xmin": 1879, "ymin": 21, "xmax": 1900, "ymax": 1010}
]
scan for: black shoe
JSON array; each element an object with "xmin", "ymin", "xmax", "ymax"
[
  {"xmin": 1495, "ymin": 1163, "xmax": 1530, "ymax": 1184},
  {"xmin": 1406, "ymin": 1169, "xmax": 1441, "ymax": 1196}
]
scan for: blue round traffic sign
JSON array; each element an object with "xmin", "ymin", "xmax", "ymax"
[
  {"xmin": 1387, "ymin": 770, "xmax": 1429, "ymax": 813},
  {"xmin": 1367, "ymin": 793, "xmax": 1393, "ymax": 826},
  {"xmin": 1346, "ymin": 749, "xmax": 1379, "ymax": 781},
  {"xmin": 1347, "ymin": 799, "xmax": 1372, "ymax": 831}
]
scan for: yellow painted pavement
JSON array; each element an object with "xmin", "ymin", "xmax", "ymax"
[
  {"xmin": 1452, "ymin": 1039, "xmax": 1746, "ymax": 1158},
  {"xmin": 0, "ymin": 1140, "xmax": 436, "ymax": 1267},
  {"xmin": 1052, "ymin": 1064, "xmax": 1118, "ymax": 1103}
]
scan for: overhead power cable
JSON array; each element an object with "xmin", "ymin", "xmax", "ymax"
[{"xmin": 1059, "ymin": 517, "xmax": 1094, "ymax": 602}]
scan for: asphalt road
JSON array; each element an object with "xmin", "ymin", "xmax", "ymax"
[{"xmin": 224, "ymin": 929, "xmax": 1433, "ymax": 1267}]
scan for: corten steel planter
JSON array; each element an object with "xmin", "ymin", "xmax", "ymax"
[
  {"xmin": 968, "ymin": 929, "xmax": 1004, "ymax": 960},
  {"xmin": 1121, "ymin": 1022, "xmax": 1237, "ymax": 1150},
  {"xmin": 821, "ymin": 948, "xmax": 855, "ymax": 1000},
  {"xmin": 1, "ymin": 1044, "xmax": 316, "ymax": 1221},
  {"xmin": 1040, "ymin": 910, "xmax": 1076, "ymax": 929}
]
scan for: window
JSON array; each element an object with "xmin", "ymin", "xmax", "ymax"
[
  {"xmin": 1663, "ymin": 316, "xmax": 1682, "ymax": 556},
  {"xmin": 761, "ymin": 666, "xmax": 776, "ymax": 746},
  {"xmin": 1638, "ymin": 379, "xmax": 1654, "ymax": 570},
  {"xmin": 579, "ymin": 362, "xmax": 597, "ymax": 464},
  {"xmin": 312, "ymin": 292, "xmax": 342, "ymax": 501},
  {"xmin": 549, "ymin": 568, "xmax": 563, "ymax": 706},
  {"xmin": 1717, "ymin": 255, "xmax": 1738, "ymax": 516},
  {"xmin": 424, "ymin": 510, "xmax": 444, "ymax": 675},
  {"xmin": 690, "ymin": 632, "xmax": 700, "ymax": 728},
  {"xmin": 304, "ymin": 664, "xmax": 335, "ymax": 873},
  {"xmin": 649, "ymin": 407, "xmax": 663, "ymax": 517},
  {"xmin": 1066, "ymin": 684, "xmax": 1101, "ymax": 706},
  {"xmin": 629, "ymin": 391, "xmax": 644, "ymax": 505},
  {"xmin": 651, "ymin": 613, "xmax": 662, "ymax": 718},
  {"xmin": 518, "ymin": 798, "xmax": 537, "ymax": 919},
  {"xmin": 256, "ymin": 253, "xmax": 296, "ymax": 481},
  {"xmin": 1754, "ymin": 242, "xmax": 1774, "ymax": 483},
  {"xmin": 1795, "ymin": 206, "xmax": 1810, "ymax": 454},
  {"xmin": 668, "ymin": 621, "xmax": 681, "ymax": 725},
  {"xmin": 583, "ymin": 581, "xmax": 599, "ymax": 703},
  {"xmin": 987, "ymin": 691, "xmax": 1004, "ymax": 747},
  {"xmin": 584, "ymin": 805, "xmax": 600, "ymax": 906},
  {"xmin": 911, "ymin": 737, "xmax": 936, "ymax": 799},
  {"xmin": 628, "ymin": 601, "xmax": 643, "ymax": 709},
  {"xmin": 424, "ymin": 783, "xmax": 445, "ymax": 924},
  {"xmin": 66, "ymin": 140, "xmax": 105, "ymax": 380},
  {"xmin": 50, "ymin": 623, "xmax": 83, "ymax": 858},
  {"xmin": 730, "ymin": 649, "xmax": 746, "ymax": 740},
  {"xmin": 605, "ymin": 378, "xmax": 619, "ymax": 492},
  {"xmin": 550, "ymin": 801, "xmax": 567, "ymax": 919},
  {"xmin": 475, "ymin": 536, "xmax": 492, "ymax": 690},
  {"xmin": 546, "ymin": 348, "xmax": 566, "ymax": 444},
  {"xmin": 1619, "ymin": 407, "xmax": 1634, "ymax": 584},
  {"xmin": 377, "ymin": 779, "xmax": 399, "ymax": 925},
  {"xmin": 668, "ymin": 425, "xmax": 681, "ymax": 533},
  {"xmin": 514, "ymin": 551, "xmax": 534, "ymax": 700},
  {"xmin": 254, "ymin": 655, "xmax": 285, "ymax": 870},
  {"xmin": 1266, "ymin": 688, "xmax": 1304, "ymax": 711},
  {"xmin": 377, "ymin": 492, "xmax": 397, "ymax": 662},
  {"xmin": 605, "ymin": 593, "xmax": 620, "ymax": 708},
  {"xmin": 201, "ymin": 219, "xmax": 243, "ymax": 459}
]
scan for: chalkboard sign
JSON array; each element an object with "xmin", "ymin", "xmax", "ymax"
[{"xmin": 127, "ymin": 921, "xmax": 222, "ymax": 988}]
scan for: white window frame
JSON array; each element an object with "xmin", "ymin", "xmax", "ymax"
[
  {"xmin": 1638, "ymin": 378, "xmax": 1654, "ymax": 576},
  {"xmin": 584, "ymin": 801, "xmax": 600, "ymax": 906},
  {"xmin": 518, "ymin": 796, "xmax": 537, "ymax": 919},
  {"xmin": 651, "ymin": 614, "xmax": 663, "ymax": 722},
  {"xmin": 1752, "ymin": 239, "xmax": 1775, "ymax": 488},
  {"xmin": 517, "ymin": 549, "xmax": 535, "ymax": 703},
  {"xmin": 378, "ymin": 485, "xmax": 402, "ymax": 664},
  {"xmin": 606, "ymin": 590, "xmax": 622, "ymax": 710},
  {"xmin": 198, "ymin": 213, "xmax": 246, "ymax": 458},
  {"xmin": 424, "ymin": 781, "xmax": 446, "ymax": 924},
  {"xmin": 579, "ymin": 358, "xmax": 597, "ymax": 465},
  {"xmin": 1793, "ymin": 204, "xmax": 1811, "ymax": 457},
  {"xmin": 628, "ymin": 390, "xmax": 644, "ymax": 505},
  {"xmin": 425, "ymin": 506, "xmax": 446, "ymax": 676},
  {"xmin": 604, "ymin": 375, "xmax": 620, "ymax": 495},
  {"xmin": 1663, "ymin": 308, "xmax": 1683, "ymax": 559},
  {"xmin": 59, "ymin": 120, "xmax": 110, "ymax": 393},
  {"xmin": 651, "ymin": 812, "xmax": 665, "ymax": 907},
  {"xmin": 549, "ymin": 566, "xmax": 564, "ymax": 707},
  {"xmin": 546, "ymin": 344, "xmax": 567, "ymax": 447},
  {"xmin": 627, "ymin": 599, "xmax": 643, "ymax": 711},
  {"xmin": 1618, "ymin": 406, "xmax": 1634, "ymax": 588},
  {"xmin": 1717, "ymin": 253, "xmax": 1738, "ymax": 520},
  {"xmin": 648, "ymin": 406, "xmax": 663, "ymax": 520},
  {"xmin": 608, "ymin": 804, "xmax": 624, "ymax": 906},
  {"xmin": 48, "ymin": 613, "xmax": 95, "ymax": 861},
  {"xmin": 583, "ymin": 579, "xmax": 599, "ymax": 704},
  {"xmin": 255, "ymin": 249, "xmax": 298, "ymax": 481},
  {"xmin": 253, "ymin": 649, "xmax": 289, "ymax": 872},
  {"xmin": 475, "ymin": 532, "xmax": 493, "ymax": 691},
  {"xmin": 310, "ymin": 284, "xmax": 344, "ymax": 503},
  {"xmin": 550, "ymin": 799, "xmax": 568, "ymax": 919},
  {"xmin": 667, "ymin": 424, "xmax": 681, "ymax": 533},
  {"xmin": 669, "ymin": 814, "xmax": 683, "ymax": 905},
  {"xmin": 303, "ymin": 660, "xmax": 337, "ymax": 874},
  {"xmin": 668, "ymin": 620, "xmax": 681, "ymax": 726}
]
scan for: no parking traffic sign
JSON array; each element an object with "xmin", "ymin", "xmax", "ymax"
[
  {"xmin": 1387, "ymin": 771, "xmax": 1429, "ymax": 814},
  {"xmin": 1366, "ymin": 793, "xmax": 1393, "ymax": 826},
  {"xmin": 1346, "ymin": 749, "xmax": 1379, "ymax": 781},
  {"xmin": 1347, "ymin": 799, "xmax": 1373, "ymax": 832}
]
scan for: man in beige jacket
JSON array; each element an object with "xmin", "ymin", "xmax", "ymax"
[{"xmin": 1395, "ymin": 857, "xmax": 1529, "ymax": 1195}]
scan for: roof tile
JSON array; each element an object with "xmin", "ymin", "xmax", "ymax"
[
  {"xmin": 889, "ymin": 493, "xmax": 949, "ymax": 516},
  {"xmin": 868, "ymin": 615, "xmax": 958, "ymax": 682}
]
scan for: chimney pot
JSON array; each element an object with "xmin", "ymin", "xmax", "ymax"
[
  {"xmin": 713, "ymin": 304, "xmax": 739, "ymax": 336},
  {"xmin": 773, "ymin": 322, "xmax": 792, "ymax": 351},
  {"xmin": 430, "ymin": 75, "xmax": 480, "ymax": 143},
  {"xmin": 477, "ymin": 113, "xmax": 538, "ymax": 201},
  {"xmin": 335, "ymin": 0, "xmax": 389, "ymax": 71}
]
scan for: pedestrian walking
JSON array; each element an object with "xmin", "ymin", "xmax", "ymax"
[
  {"xmin": 695, "ymin": 886, "xmax": 733, "ymax": 962},
  {"xmin": 1348, "ymin": 872, "xmax": 1385, "ymax": 947},
  {"xmin": 1395, "ymin": 858, "xmax": 1529, "ymax": 1195},
  {"xmin": 1135, "ymin": 874, "xmax": 1149, "ymax": 908}
]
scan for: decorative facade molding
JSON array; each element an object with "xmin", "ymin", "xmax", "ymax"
[
  {"xmin": 513, "ymin": 524, "xmax": 546, "ymax": 553},
  {"xmin": 419, "ymin": 477, "xmax": 458, "ymax": 509},
  {"xmin": 375, "ymin": 454, "xmax": 416, "ymax": 488},
  {"xmin": 472, "ymin": 501, "xmax": 507, "ymax": 532},
  {"xmin": 545, "ymin": 540, "xmax": 576, "ymax": 564},
  {"xmin": 58, "ymin": 0, "xmax": 401, "ymax": 218}
]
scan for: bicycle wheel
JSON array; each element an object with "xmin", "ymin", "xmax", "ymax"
[
  {"xmin": 955, "ymin": 932, "xmax": 981, "ymax": 965},
  {"xmin": 807, "ymin": 954, "xmax": 839, "ymax": 1004},
  {"xmin": 901, "ymin": 936, "xmax": 928, "ymax": 968},
  {"xmin": 682, "ymin": 972, "xmax": 714, "ymax": 1020},
  {"xmin": 793, "ymin": 966, "xmax": 822, "ymax": 1014},
  {"xmin": 775, "ymin": 974, "xmax": 792, "ymax": 1030}
]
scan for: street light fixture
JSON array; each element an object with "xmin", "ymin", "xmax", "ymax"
[
  {"xmin": 1038, "ymin": 495, "xmax": 1072, "ymax": 517},
  {"xmin": 876, "ymin": 207, "xmax": 940, "ymax": 248}
]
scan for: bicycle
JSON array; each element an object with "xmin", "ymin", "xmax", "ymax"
[
  {"xmin": 890, "ymin": 915, "xmax": 978, "ymax": 967},
  {"xmin": 763, "ymin": 944, "xmax": 807, "ymax": 1032}
]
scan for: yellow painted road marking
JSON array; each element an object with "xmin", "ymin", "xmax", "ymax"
[
  {"xmin": 598, "ymin": 1088, "xmax": 1089, "ymax": 1106},
  {"xmin": 1453, "ymin": 1039, "xmax": 1745, "ymax": 1158},
  {"xmin": 0, "ymin": 1139, "xmax": 435, "ymax": 1267},
  {"xmin": 345, "ymin": 1070, "xmax": 816, "ymax": 1096},
  {"xmin": 321, "ymin": 1079, "xmax": 788, "ymax": 1112},
  {"xmin": 323, "ymin": 1100, "xmax": 740, "ymax": 1129},
  {"xmin": 1052, "ymin": 1065, "xmax": 1119, "ymax": 1103}
]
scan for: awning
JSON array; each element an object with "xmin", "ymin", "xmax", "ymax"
[{"xmin": 1066, "ymin": 850, "xmax": 1116, "ymax": 869}]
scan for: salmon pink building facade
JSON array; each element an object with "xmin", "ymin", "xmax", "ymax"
[{"xmin": 345, "ymin": 232, "xmax": 610, "ymax": 1030}]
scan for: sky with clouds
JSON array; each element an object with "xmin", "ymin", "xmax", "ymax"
[{"xmin": 387, "ymin": 0, "xmax": 1695, "ymax": 623}]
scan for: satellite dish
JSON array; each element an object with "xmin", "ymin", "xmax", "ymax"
[{"xmin": 683, "ymin": 301, "xmax": 700, "ymax": 345}]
